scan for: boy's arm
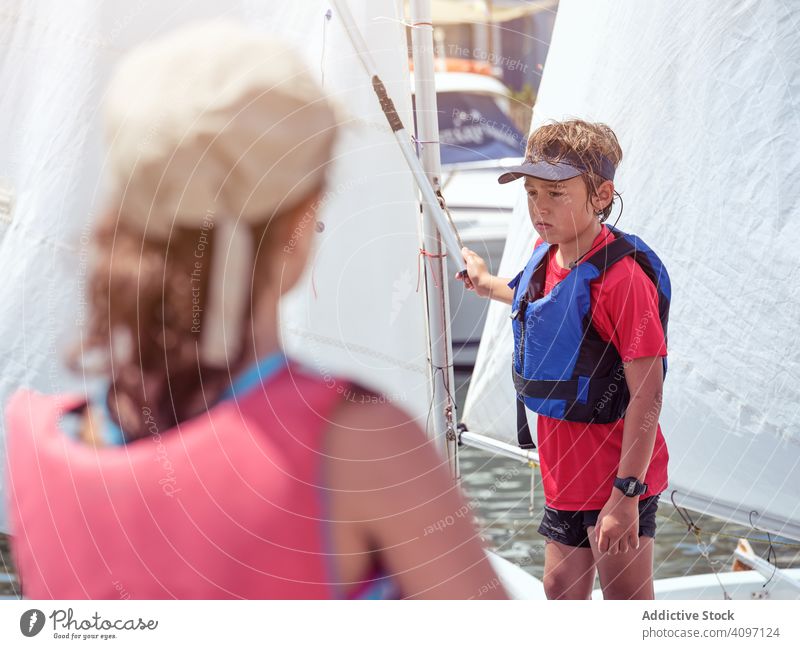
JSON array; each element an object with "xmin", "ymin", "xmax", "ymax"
[
  {"xmin": 482, "ymin": 275, "xmax": 515, "ymax": 304},
  {"xmin": 591, "ymin": 267, "xmax": 668, "ymax": 556},
  {"xmin": 617, "ymin": 356, "xmax": 663, "ymax": 484},
  {"xmin": 595, "ymin": 357, "xmax": 663, "ymax": 554},
  {"xmin": 457, "ymin": 247, "xmax": 514, "ymax": 305}
]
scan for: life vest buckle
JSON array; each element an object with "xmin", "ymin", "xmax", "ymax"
[{"xmin": 510, "ymin": 298, "xmax": 528, "ymax": 321}]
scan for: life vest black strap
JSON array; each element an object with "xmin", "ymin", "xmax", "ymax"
[
  {"xmin": 513, "ymin": 368, "xmax": 585, "ymax": 400},
  {"xmin": 583, "ymin": 234, "xmax": 636, "ymax": 274},
  {"xmin": 516, "ymin": 397, "xmax": 536, "ymax": 449},
  {"xmin": 513, "ymin": 366, "xmax": 625, "ymax": 422},
  {"xmin": 529, "ymin": 247, "xmax": 549, "ymax": 301}
]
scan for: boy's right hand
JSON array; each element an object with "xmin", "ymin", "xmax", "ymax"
[{"xmin": 457, "ymin": 247, "xmax": 491, "ymax": 298}]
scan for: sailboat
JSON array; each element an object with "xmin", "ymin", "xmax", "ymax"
[
  {"xmin": 3, "ymin": 0, "xmax": 797, "ymax": 602},
  {"xmin": 460, "ymin": 0, "xmax": 800, "ymax": 599}
]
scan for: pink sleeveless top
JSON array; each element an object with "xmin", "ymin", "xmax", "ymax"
[{"xmin": 5, "ymin": 360, "xmax": 395, "ymax": 599}]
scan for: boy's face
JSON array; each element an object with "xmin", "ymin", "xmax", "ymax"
[{"xmin": 523, "ymin": 175, "xmax": 596, "ymax": 244}]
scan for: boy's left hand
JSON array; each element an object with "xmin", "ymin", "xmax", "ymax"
[{"xmin": 594, "ymin": 494, "xmax": 639, "ymax": 555}]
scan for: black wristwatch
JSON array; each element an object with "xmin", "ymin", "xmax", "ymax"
[{"xmin": 613, "ymin": 475, "xmax": 648, "ymax": 497}]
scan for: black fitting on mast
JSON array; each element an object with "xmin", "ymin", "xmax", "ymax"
[{"xmin": 456, "ymin": 422, "xmax": 468, "ymax": 446}]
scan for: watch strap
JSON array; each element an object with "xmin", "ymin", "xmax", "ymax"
[{"xmin": 614, "ymin": 476, "xmax": 648, "ymax": 497}]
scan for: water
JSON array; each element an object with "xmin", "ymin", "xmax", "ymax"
[
  {"xmin": 0, "ymin": 534, "xmax": 15, "ymax": 598},
  {"xmin": 453, "ymin": 371, "xmax": 800, "ymax": 588}
]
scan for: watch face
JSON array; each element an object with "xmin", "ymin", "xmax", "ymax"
[{"xmin": 626, "ymin": 481, "xmax": 636, "ymax": 495}]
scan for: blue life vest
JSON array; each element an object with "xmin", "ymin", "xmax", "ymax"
[{"xmin": 509, "ymin": 225, "xmax": 671, "ymax": 448}]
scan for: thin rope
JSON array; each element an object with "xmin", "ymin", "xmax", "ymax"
[
  {"xmin": 435, "ymin": 189, "xmax": 465, "ymax": 251},
  {"xmin": 416, "ymin": 248, "xmax": 446, "ymax": 291},
  {"xmin": 662, "ymin": 494, "xmax": 800, "ymax": 548},
  {"xmin": 310, "ymin": 264, "xmax": 318, "ymax": 300},
  {"xmin": 670, "ymin": 490, "xmax": 732, "ymax": 599},
  {"xmin": 749, "ymin": 511, "xmax": 779, "ymax": 588},
  {"xmin": 372, "ymin": 16, "xmax": 433, "ymax": 29},
  {"xmin": 411, "ymin": 134, "xmax": 440, "ymax": 159},
  {"xmin": 320, "ymin": 8, "xmax": 332, "ymax": 86}
]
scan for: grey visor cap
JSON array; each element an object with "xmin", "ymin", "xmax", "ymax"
[{"xmin": 497, "ymin": 159, "xmax": 585, "ymax": 184}]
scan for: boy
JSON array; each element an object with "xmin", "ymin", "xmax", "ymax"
[{"xmin": 459, "ymin": 120, "xmax": 670, "ymax": 599}]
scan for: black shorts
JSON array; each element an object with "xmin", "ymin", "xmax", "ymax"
[{"xmin": 537, "ymin": 494, "xmax": 660, "ymax": 549}]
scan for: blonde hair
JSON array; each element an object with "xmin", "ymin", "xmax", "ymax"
[
  {"xmin": 68, "ymin": 204, "xmax": 302, "ymax": 442},
  {"xmin": 526, "ymin": 119, "xmax": 623, "ymax": 220}
]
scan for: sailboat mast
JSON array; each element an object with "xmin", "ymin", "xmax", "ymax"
[{"xmin": 409, "ymin": 0, "xmax": 459, "ymax": 476}]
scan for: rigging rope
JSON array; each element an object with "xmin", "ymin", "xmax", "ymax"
[
  {"xmin": 670, "ymin": 491, "xmax": 732, "ymax": 599},
  {"xmin": 416, "ymin": 248, "xmax": 446, "ymax": 291},
  {"xmin": 749, "ymin": 511, "xmax": 779, "ymax": 588}
]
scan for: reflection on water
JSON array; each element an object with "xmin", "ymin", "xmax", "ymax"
[{"xmin": 454, "ymin": 371, "xmax": 800, "ymax": 588}]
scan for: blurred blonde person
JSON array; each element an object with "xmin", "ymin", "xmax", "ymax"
[{"xmin": 5, "ymin": 21, "xmax": 504, "ymax": 600}]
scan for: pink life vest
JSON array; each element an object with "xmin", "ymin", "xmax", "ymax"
[{"xmin": 5, "ymin": 361, "xmax": 378, "ymax": 599}]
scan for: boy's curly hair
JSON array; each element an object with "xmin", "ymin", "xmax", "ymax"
[{"xmin": 526, "ymin": 119, "xmax": 622, "ymax": 221}]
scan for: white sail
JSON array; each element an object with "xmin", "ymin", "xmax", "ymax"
[
  {"xmin": 0, "ymin": 0, "xmax": 231, "ymax": 533},
  {"xmin": 463, "ymin": 0, "xmax": 800, "ymax": 540},
  {"xmin": 0, "ymin": 0, "xmax": 429, "ymax": 532},
  {"xmin": 266, "ymin": 2, "xmax": 434, "ymax": 425}
]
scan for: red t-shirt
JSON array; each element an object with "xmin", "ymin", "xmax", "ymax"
[{"xmin": 531, "ymin": 225, "xmax": 669, "ymax": 510}]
